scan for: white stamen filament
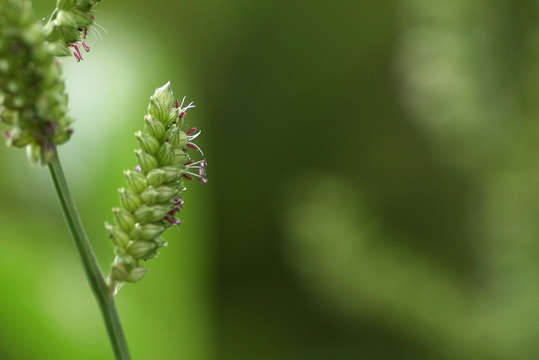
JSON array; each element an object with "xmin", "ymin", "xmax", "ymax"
[
  {"xmin": 189, "ymin": 159, "xmax": 207, "ymax": 166},
  {"xmin": 184, "ymin": 171, "xmax": 205, "ymax": 179},
  {"xmin": 188, "ymin": 142, "xmax": 205, "ymax": 156},
  {"xmin": 188, "ymin": 130, "xmax": 202, "ymax": 140},
  {"xmin": 183, "ymin": 102, "xmax": 196, "ymax": 111}
]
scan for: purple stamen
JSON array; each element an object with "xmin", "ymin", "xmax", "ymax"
[
  {"xmin": 70, "ymin": 43, "xmax": 83, "ymax": 61},
  {"xmin": 183, "ymin": 171, "xmax": 208, "ymax": 184},
  {"xmin": 174, "ymin": 199, "xmax": 184, "ymax": 210},
  {"xmin": 185, "ymin": 127, "xmax": 198, "ymax": 136},
  {"xmin": 187, "ymin": 142, "xmax": 204, "ymax": 156},
  {"xmin": 134, "ymin": 164, "xmax": 143, "ymax": 173},
  {"xmin": 82, "ymin": 41, "xmax": 91, "ymax": 52},
  {"xmin": 182, "ymin": 158, "xmax": 208, "ymax": 184},
  {"xmin": 188, "ymin": 130, "xmax": 202, "ymax": 141},
  {"xmin": 165, "ymin": 215, "xmax": 182, "ymax": 225}
]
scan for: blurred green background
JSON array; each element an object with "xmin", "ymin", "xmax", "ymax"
[{"xmin": 2, "ymin": 0, "xmax": 539, "ymax": 359}]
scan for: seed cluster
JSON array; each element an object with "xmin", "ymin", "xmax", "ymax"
[
  {"xmin": 0, "ymin": 0, "xmax": 73, "ymax": 164},
  {"xmin": 106, "ymin": 82, "xmax": 207, "ymax": 293},
  {"xmin": 44, "ymin": 0, "xmax": 102, "ymax": 62}
]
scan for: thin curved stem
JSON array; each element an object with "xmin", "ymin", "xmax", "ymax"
[{"xmin": 48, "ymin": 151, "xmax": 131, "ymax": 360}]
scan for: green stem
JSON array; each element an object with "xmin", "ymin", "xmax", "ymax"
[{"xmin": 48, "ymin": 152, "xmax": 131, "ymax": 360}]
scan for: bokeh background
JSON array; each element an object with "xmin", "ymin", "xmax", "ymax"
[{"xmin": 2, "ymin": 0, "xmax": 539, "ymax": 359}]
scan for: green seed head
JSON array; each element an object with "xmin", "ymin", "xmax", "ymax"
[
  {"xmin": 124, "ymin": 170, "xmax": 147, "ymax": 193},
  {"xmin": 135, "ymin": 149, "xmax": 158, "ymax": 173},
  {"xmin": 106, "ymin": 83, "xmax": 208, "ymax": 294},
  {"xmin": 127, "ymin": 241, "xmax": 157, "ymax": 260},
  {"xmin": 113, "ymin": 207, "xmax": 135, "ymax": 232},
  {"xmin": 146, "ymin": 168, "xmax": 167, "ymax": 187},
  {"xmin": 45, "ymin": 0, "xmax": 101, "ymax": 61},
  {"xmin": 135, "ymin": 130, "xmax": 160, "ymax": 155},
  {"xmin": 0, "ymin": 0, "xmax": 73, "ymax": 164},
  {"xmin": 119, "ymin": 188, "xmax": 142, "ymax": 212}
]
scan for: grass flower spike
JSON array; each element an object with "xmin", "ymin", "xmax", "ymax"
[
  {"xmin": 44, "ymin": 0, "xmax": 102, "ymax": 62},
  {"xmin": 107, "ymin": 82, "xmax": 207, "ymax": 294},
  {"xmin": 0, "ymin": 0, "xmax": 73, "ymax": 164},
  {"xmin": 2, "ymin": 1, "xmax": 205, "ymax": 356}
]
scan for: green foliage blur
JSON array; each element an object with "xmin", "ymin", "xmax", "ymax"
[{"xmin": 1, "ymin": 0, "xmax": 539, "ymax": 359}]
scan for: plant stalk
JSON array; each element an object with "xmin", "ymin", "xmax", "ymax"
[{"xmin": 48, "ymin": 152, "xmax": 131, "ymax": 360}]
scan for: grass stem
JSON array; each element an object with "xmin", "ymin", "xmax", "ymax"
[{"xmin": 48, "ymin": 151, "xmax": 131, "ymax": 360}]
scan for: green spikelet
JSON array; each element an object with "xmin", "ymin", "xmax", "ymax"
[
  {"xmin": 106, "ymin": 82, "xmax": 207, "ymax": 295},
  {"xmin": 44, "ymin": 0, "xmax": 102, "ymax": 61},
  {"xmin": 0, "ymin": 0, "xmax": 73, "ymax": 164}
]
